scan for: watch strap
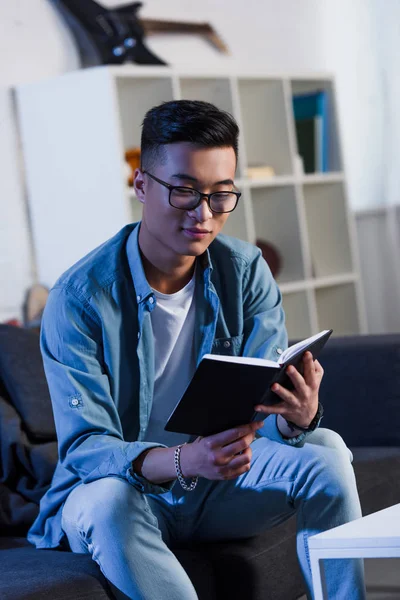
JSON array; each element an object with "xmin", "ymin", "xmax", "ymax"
[{"xmin": 285, "ymin": 402, "xmax": 324, "ymax": 433}]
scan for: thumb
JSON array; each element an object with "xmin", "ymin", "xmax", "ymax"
[{"xmin": 253, "ymin": 404, "xmax": 280, "ymax": 417}]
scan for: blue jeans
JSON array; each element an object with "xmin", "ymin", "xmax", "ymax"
[{"xmin": 61, "ymin": 428, "xmax": 366, "ymax": 600}]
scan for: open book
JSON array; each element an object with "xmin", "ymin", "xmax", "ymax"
[{"xmin": 165, "ymin": 329, "xmax": 332, "ymax": 437}]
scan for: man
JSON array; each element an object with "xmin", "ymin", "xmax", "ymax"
[{"xmin": 29, "ymin": 100, "xmax": 365, "ymax": 599}]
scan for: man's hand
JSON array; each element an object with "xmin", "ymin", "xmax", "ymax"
[
  {"xmin": 181, "ymin": 420, "xmax": 265, "ymax": 481},
  {"xmin": 133, "ymin": 420, "xmax": 264, "ymax": 485},
  {"xmin": 254, "ymin": 351, "xmax": 324, "ymax": 428}
]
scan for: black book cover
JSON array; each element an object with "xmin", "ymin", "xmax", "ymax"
[{"xmin": 165, "ymin": 330, "xmax": 332, "ymax": 437}]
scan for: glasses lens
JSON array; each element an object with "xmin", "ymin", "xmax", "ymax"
[
  {"xmin": 210, "ymin": 192, "xmax": 238, "ymax": 213},
  {"xmin": 170, "ymin": 187, "xmax": 200, "ymax": 209}
]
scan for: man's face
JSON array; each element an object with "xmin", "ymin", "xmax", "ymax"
[{"xmin": 135, "ymin": 142, "xmax": 237, "ymax": 261}]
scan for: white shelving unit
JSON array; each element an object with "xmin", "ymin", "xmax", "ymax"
[{"xmin": 16, "ymin": 66, "xmax": 366, "ymax": 339}]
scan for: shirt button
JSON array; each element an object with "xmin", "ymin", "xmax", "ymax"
[
  {"xmin": 71, "ymin": 398, "xmax": 79, "ymax": 406},
  {"xmin": 276, "ymin": 348, "xmax": 283, "ymax": 355},
  {"xmin": 224, "ymin": 341, "xmax": 231, "ymax": 348},
  {"xmin": 149, "ymin": 297, "xmax": 154, "ymax": 304},
  {"xmin": 137, "ymin": 332, "xmax": 140, "ymax": 340},
  {"xmin": 136, "ymin": 295, "xmax": 141, "ymax": 302}
]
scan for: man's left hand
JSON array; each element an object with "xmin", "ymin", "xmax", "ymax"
[{"xmin": 254, "ymin": 351, "xmax": 324, "ymax": 428}]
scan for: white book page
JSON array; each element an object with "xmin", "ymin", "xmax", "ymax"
[
  {"xmin": 279, "ymin": 329, "xmax": 330, "ymax": 364},
  {"xmin": 203, "ymin": 354, "xmax": 279, "ymax": 368}
]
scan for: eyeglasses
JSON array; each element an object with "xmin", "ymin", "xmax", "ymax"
[{"xmin": 143, "ymin": 171, "xmax": 241, "ymax": 214}]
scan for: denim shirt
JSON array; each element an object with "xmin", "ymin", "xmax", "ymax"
[{"xmin": 28, "ymin": 223, "xmax": 311, "ymax": 549}]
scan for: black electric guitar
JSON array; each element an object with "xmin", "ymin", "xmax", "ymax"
[{"xmin": 51, "ymin": 0, "xmax": 167, "ymax": 66}]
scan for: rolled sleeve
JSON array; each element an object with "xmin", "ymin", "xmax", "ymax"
[
  {"xmin": 258, "ymin": 415, "xmax": 314, "ymax": 446},
  {"xmin": 127, "ymin": 466, "xmax": 173, "ymax": 494},
  {"xmin": 41, "ymin": 285, "xmax": 170, "ymax": 495}
]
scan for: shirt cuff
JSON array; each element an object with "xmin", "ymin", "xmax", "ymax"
[
  {"xmin": 277, "ymin": 414, "xmax": 304, "ymax": 438},
  {"xmin": 127, "ymin": 467, "xmax": 174, "ymax": 495},
  {"xmin": 257, "ymin": 415, "xmax": 310, "ymax": 446},
  {"xmin": 122, "ymin": 441, "xmax": 175, "ymax": 495}
]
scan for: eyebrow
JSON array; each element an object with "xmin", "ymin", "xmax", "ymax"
[{"xmin": 171, "ymin": 173, "xmax": 235, "ymax": 186}]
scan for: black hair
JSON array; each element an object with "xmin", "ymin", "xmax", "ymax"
[{"xmin": 140, "ymin": 99, "xmax": 239, "ymax": 170}]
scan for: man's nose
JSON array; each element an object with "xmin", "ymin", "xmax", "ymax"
[{"xmin": 191, "ymin": 196, "xmax": 213, "ymax": 221}]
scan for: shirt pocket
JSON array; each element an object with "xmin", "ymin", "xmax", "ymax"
[{"xmin": 211, "ymin": 334, "xmax": 244, "ymax": 357}]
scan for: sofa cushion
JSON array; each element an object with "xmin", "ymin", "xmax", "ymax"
[
  {"xmin": 196, "ymin": 514, "xmax": 304, "ymax": 600},
  {"xmin": 0, "ymin": 547, "xmax": 112, "ymax": 600},
  {"xmin": 0, "ymin": 392, "xmax": 58, "ymax": 534},
  {"xmin": 351, "ymin": 447, "xmax": 400, "ymax": 462},
  {"xmin": 0, "ymin": 544, "xmax": 217, "ymax": 600},
  {"xmin": 0, "ymin": 536, "xmax": 31, "ymax": 549},
  {"xmin": 319, "ymin": 334, "xmax": 400, "ymax": 447},
  {"xmin": 0, "ymin": 325, "xmax": 55, "ymax": 441}
]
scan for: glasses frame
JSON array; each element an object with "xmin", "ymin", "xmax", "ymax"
[{"xmin": 142, "ymin": 170, "xmax": 241, "ymax": 214}]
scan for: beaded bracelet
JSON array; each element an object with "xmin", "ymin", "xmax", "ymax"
[{"xmin": 174, "ymin": 444, "xmax": 198, "ymax": 492}]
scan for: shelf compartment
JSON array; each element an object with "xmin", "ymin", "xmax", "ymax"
[
  {"xmin": 179, "ymin": 78, "xmax": 234, "ymax": 114},
  {"xmin": 220, "ymin": 194, "xmax": 249, "ymax": 241},
  {"xmin": 303, "ymin": 182, "xmax": 353, "ymax": 278},
  {"xmin": 290, "ymin": 79, "xmax": 342, "ymax": 173},
  {"xmin": 250, "ymin": 186, "xmax": 305, "ymax": 284},
  {"xmin": 301, "ymin": 172, "xmax": 344, "ymax": 184},
  {"xmin": 237, "ymin": 78, "xmax": 293, "ymax": 176},
  {"xmin": 312, "ymin": 273, "xmax": 356, "ymax": 288},
  {"xmin": 282, "ymin": 290, "xmax": 312, "ymax": 341},
  {"xmin": 315, "ymin": 283, "xmax": 360, "ymax": 335},
  {"xmin": 116, "ymin": 77, "xmax": 174, "ymax": 149},
  {"xmin": 246, "ymin": 175, "xmax": 296, "ymax": 188}
]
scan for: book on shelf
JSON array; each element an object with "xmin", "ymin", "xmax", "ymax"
[
  {"xmin": 246, "ymin": 165, "xmax": 276, "ymax": 179},
  {"xmin": 165, "ymin": 329, "xmax": 333, "ymax": 437},
  {"xmin": 292, "ymin": 90, "xmax": 328, "ymax": 174}
]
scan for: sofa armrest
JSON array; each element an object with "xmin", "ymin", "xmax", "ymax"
[{"xmin": 318, "ymin": 334, "xmax": 400, "ymax": 447}]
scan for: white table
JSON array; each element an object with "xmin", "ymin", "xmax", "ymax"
[{"xmin": 309, "ymin": 503, "xmax": 400, "ymax": 599}]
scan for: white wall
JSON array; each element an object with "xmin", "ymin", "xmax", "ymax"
[
  {"xmin": 0, "ymin": 0, "xmax": 79, "ymax": 321},
  {"xmin": 371, "ymin": 0, "xmax": 400, "ymax": 208},
  {"xmin": 0, "ymin": 0, "xmax": 389, "ymax": 320}
]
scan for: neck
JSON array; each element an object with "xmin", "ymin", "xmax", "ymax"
[
  {"xmin": 138, "ymin": 226, "xmax": 196, "ymax": 294},
  {"xmin": 140, "ymin": 250, "xmax": 196, "ymax": 294}
]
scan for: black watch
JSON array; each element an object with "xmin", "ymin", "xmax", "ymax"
[{"xmin": 285, "ymin": 402, "xmax": 324, "ymax": 433}]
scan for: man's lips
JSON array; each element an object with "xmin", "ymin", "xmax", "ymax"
[{"xmin": 182, "ymin": 227, "xmax": 211, "ymax": 238}]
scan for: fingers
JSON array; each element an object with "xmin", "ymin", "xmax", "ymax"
[
  {"xmin": 206, "ymin": 420, "xmax": 264, "ymax": 449},
  {"xmin": 201, "ymin": 421, "xmax": 261, "ymax": 480},
  {"xmin": 314, "ymin": 359, "xmax": 324, "ymax": 378},
  {"xmin": 220, "ymin": 430, "xmax": 256, "ymax": 459},
  {"xmin": 252, "ymin": 402, "xmax": 281, "ymax": 417},
  {"xmin": 303, "ymin": 351, "xmax": 315, "ymax": 386},
  {"xmin": 254, "ymin": 355, "xmax": 325, "ymax": 435},
  {"xmin": 227, "ymin": 446, "xmax": 252, "ymax": 470},
  {"xmin": 216, "ymin": 447, "xmax": 253, "ymax": 480},
  {"xmin": 286, "ymin": 363, "xmax": 308, "ymax": 395},
  {"xmin": 285, "ymin": 353, "xmax": 324, "ymax": 392}
]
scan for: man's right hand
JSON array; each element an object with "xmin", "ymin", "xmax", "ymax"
[
  {"xmin": 180, "ymin": 420, "xmax": 264, "ymax": 481},
  {"xmin": 134, "ymin": 420, "xmax": 264, "ymax": 485}
]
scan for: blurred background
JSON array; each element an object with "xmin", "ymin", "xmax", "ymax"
[{"xmin": 1, "ymin": 0, "xmax": 400, "ymax": 337}]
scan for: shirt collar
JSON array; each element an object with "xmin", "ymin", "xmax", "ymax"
[{"xmin": 126, "ymin": 224, "xmax": 153, "ymax": 304}]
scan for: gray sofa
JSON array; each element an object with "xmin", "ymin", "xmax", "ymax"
[{"xmin": 0, "ymin": 324, "xmax": 400, "ymax": 600}]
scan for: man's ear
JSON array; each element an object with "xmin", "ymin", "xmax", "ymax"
[{"xmin": 134, "ymin": 169, "xmax": 146, "ymax": 204}]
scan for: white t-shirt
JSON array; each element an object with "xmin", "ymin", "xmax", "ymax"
[{"xmin": 143, "ymin": 274, "xmax": 196, "ymax": 447}]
